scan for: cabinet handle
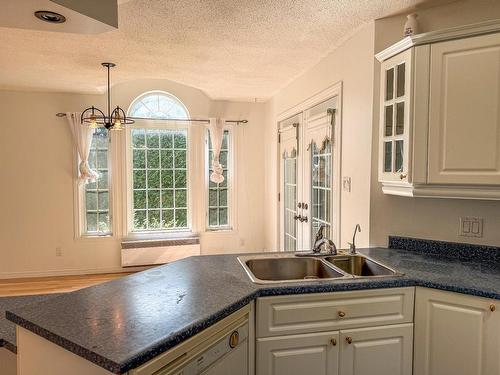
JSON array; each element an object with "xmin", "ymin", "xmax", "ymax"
[
  {"xmin": 338, "ymin": 311, "xmax": 346, "ymax": 318},
  {"xmin": 330, "ymin": 338, "xmax": 337, "ymax": 346},
  {"xmin": 400, "ymin": 173, "xmax": 407, "ymax": 180},
  {"xmin": 491, "ymin": 304, "xmax": 496, "ymax": 312},
  {"xmin": 345, "ymin": 336, "xmax": 353, "ymax": 344}
]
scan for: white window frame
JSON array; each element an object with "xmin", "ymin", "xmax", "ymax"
[
  {"xmin": 73, "ymin": 129, "xmax": 116, "ymax": 239},
  {"xmin": 123, "ymin": 119, "xmax": 193, "ymax": 237},
  {"xmin": 205, "ymin": 126, "xmax": 235, "ymax": 231}
]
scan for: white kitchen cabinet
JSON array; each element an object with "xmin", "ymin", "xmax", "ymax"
[
  {"xmin": 428, "ymin": 32, "xmax": 500, "ymax": 185},
  {"xmin": 256, "ymin": 288, "xmax": 415, "ymax": 375},
  {"xmin": 414, "ymin": 287, "xmax": 500, "ymax": 375},
  {"xmin": 256, "ymin": 331, "xmax": 340, "ymax": 375},
  {"xmin": 376, "ymin": 20, "xmax": 500, "ymax": 199},
  {"xmin": 340, "ymin": 324, "xmax": 413, "ymax": 375}
]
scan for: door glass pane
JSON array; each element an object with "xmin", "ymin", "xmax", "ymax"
[
  {"xmin": 396, "ymin": 102, "xmax": 405, "ymax": 135},
  {"xmin": 384, "ymin": 142, "xmax": 392, "ymax": 173},
  {"xmin": 397, "ymin": 63, "xmax": 405, "ymax": 97},
  {"xmin": 385, "ymin": 105, "xmax": 393, "ymax": 136},
  {"xmin": 386, "ymin": 68, "xmax": 394, "ymax": 101},
  {"xmin": 395, "ymin": 140, "xmax": 404, "ymax": 173},
  {"xmin": 283, "ymin": 155, "xmax": 297, "ymax": 251},
  {"xmin": 311, "ymin": 141, "xmax": 332, "ymax": 247}
]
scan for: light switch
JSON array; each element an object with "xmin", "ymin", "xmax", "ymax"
[{"xmin": 459, "ymin": 217, "xmax": 483, "ymax": 238}]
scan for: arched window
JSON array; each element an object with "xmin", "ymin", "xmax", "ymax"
[{"xmin": 128, "ymin": 91, "xmax": 189, "ymax": 119}]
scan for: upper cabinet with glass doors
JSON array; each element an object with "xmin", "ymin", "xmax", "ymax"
[{"xmin": 376, "ymin": 21, "xmax": 500, "ymax": 200}]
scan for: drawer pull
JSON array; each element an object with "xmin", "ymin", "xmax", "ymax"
[
  {"xmin": 330, "ymin": 338, "xmax": 337, "ymax": 346},
  {"xmin": 491, "ymin": 304, "xmax": 496, "ymax": 312},
  {"xmin": 345, "ymin": 336, "xmax": 353, "ymax": 344},
  {"xmin": 338, "ymin": 311, "xmax": 346, "ymax": 318}
]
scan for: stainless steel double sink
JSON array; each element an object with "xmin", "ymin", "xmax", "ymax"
[{"xmin": 238, "ymin": 252, "xmax": 402, "ymax": 284}]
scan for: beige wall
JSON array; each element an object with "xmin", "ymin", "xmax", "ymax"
[
  {"xmin": 0, "ymin": 80, "xmax": 266, "ymax": 278},
  {"xmin": 264, "ymin": 23, "xmax": 376, "ymax": 250},
  {"xmin": 370, "ymin": 0, "xmax": 500, "ymax": 247}
]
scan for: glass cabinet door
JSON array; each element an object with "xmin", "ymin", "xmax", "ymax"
[{"xmin": 379, "ymin": 49, "xmax": 412, "ymax": 183}]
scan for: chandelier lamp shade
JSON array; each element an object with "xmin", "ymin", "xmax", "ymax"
[{"xmin": 80, "ymin": 63, "xmax": 134, "ymax": 130}]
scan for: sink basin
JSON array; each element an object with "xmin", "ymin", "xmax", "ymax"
[
  {"xmin": 238, "ymin": 256, "xmax": 346, "ymax": 284},
  {"xmin": 324, "ymin": 255, "xmax": 398, "ymax": 277}
]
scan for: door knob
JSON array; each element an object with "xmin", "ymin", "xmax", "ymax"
[
  {"xmin": 293, "ymin": 214, "xmax": 300, "ymax": 221},
  {"xmin": 345, "ymin": 336, "xmax": 353, "ymax": 344},
  {"xmin": 299, "ymin": 216, "xmax": 308, "ymax": 223},
  {"xmin": 330, "ymin": 338, "xmax": 337, "ymax": 346},
  {"xmin": 400, "ymin": 173, "xmax": 407, "ymax": 180}
]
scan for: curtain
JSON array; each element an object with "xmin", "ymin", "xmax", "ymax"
[
  {"xmin": 66, "ymin": 112, "xmax": 99, "ymax": 185},
  {"xmin": 208, "ymin": 118, "xmax": 225, "ymax": 183}
]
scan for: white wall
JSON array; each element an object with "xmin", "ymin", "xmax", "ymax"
[
  {"xmin": 0, "ymin": 80, "xmax": 266, "ymax": 278},
  {"xmin": 264, "ymin": 23, "xmax": 376, "ymax": 250},
  {"xmin": 370, "ymin": 0, "xmax": 500, "ymax": 247}
]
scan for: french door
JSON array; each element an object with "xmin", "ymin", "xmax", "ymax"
[{"xmin": 279, "ymin": 97, "xmax": 339, "ymax": 251}]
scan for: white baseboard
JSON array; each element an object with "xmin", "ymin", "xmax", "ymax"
[{"xmin": 0, "ymin": 265, "xmax": 150, "ymax": 280}]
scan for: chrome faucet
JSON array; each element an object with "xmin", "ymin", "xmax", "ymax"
[
  {"xmin": 312, "ymin": 225, "xmax": 337, "ymax": 255},
  {"xmin": 348, "ymin": 224, "xmax": 361, "ymax": 254}
]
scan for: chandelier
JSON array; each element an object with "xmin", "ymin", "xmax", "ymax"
[{"xmin": 81, "ymin": 63, "xmax": 134, "ymax": 130}]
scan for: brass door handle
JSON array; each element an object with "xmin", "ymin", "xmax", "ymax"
[
  {"xmin": 338, "ymin": 311, "xmax": 346, "ymax": 318},
  {"xmin": 400, "ymin": 173, "xmax": 407, "ymax": 180},
  {"xmin": 490, "ymin": 304, "xmax": 496, "ymax": 312},
  {"xmin": 330, "ymin": 338, "xmax": 337, "ymax": 346},
  {"xmin": 345, "ymin": 336, "xmax": 353, "ymax": 344}
]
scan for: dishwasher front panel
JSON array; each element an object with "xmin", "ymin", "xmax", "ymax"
[{"xmin": 170, "ymin": 323, "xmax": 249, "ymax": 375}]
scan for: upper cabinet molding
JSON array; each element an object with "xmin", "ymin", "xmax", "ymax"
[{"xmin": 376, "ymin": 19, "xmax": 500, "ymax": 62}]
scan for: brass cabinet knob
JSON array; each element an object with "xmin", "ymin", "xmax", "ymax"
[
  {"xmin": 229, "ymin": 331, "xmax": 239, "ymax": 348},
  {"xmin": 338, "ymin": 311, "xmax": 346, "ymax": 318},
  {"xmin": 330, "ymin": 338, "xmax": 337, "ymax": 346},
  {"xmin": 400, "ymin": 173, "xmax": 407, "ymax": 180},
  {"xmin": 345, "ymin": 336, "xmax": 353, "ymax": 344},
  {"xmin": 490, "ymin": 304, "xmax": 496, "ymax": 312}
]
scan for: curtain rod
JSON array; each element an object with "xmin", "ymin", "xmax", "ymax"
[{"xmin": 55, "ymin": 112, "xmax": 248, "ymax": 125}]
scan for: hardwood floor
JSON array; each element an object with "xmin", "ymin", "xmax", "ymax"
[{"xmin": 0, "ymin": 272, "xmax": 136, "ymax": 297}]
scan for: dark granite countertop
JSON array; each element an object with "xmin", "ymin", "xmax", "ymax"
[
  {"xmin": 5, "ymin": 241, "xmax": 500, "ymax": 374},
  {"xmin": 0, "ymin": 294, "xmax": 61, "ymax": 353}
]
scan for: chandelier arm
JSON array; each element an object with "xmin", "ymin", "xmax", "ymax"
[{"xmin": 81, "ymin": 106, "xmax": 106, "ymax": 123}]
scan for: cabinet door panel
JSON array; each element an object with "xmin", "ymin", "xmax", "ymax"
[
  {"xmin": 256, "ymin": 331, "xmax": 339, "ymax": 375},
  {"xmin": 414, "ymin": 287, "xmax": 500, "ymax": 375},
  {"xmin": 340, "ymin": 324, "xmax": 413, "ymax": 375},
  {"xmin": 428, "ymin": 33, "xmax": 500, "ymax": 185}
]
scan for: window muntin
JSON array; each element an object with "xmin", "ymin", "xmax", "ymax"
[
  {"xmin": 283, "ymin": 151, "xmax": 297, "ymax": 251},
  {"xmin": 207, "ymin": 130, "xmax": 231, "ymax": 229},
  {"xmin": 85, "ymin": 128, "xmax": 111, "ymax": 235},
  {"xmin": 132, "ymin": 128, "xmax": 188, "ymax": 231},
  {"xmin": 128, "ymin": 92, "xmax": 189, "ymax": 120}
]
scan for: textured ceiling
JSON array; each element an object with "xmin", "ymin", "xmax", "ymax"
[{"xmin": 0, "ymin": 0, "xmax": 427, "ymax": 100}]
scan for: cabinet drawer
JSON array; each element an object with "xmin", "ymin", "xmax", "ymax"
[{"xmin": 257, "ymin": 287, "xmax": 414, "ymax": 338}]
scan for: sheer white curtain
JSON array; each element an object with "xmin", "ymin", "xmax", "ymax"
[
  {"xmin": 208, "ymin": 118, "xmax": 226, "ymax": 183},
  {"xmin": 66, "ymin": 112, "xmax": 99, "ymax": 184}
]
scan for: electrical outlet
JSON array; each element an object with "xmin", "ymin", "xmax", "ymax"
[
  {"xmin": 459, "ymin": 217, "xmax": 483, "ymax": 238},
  {"xmin": 342, "ymin": 177, "xmax": 352, "ymax": 192},
  {"xmin": 55, "ymin": 246, "xmax": 63, "ymax": 257}
]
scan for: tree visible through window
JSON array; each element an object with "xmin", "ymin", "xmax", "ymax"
[
  {"xmin": 85, "ymin": 128, "xmax": 110, "ymax": 234},
  {"xmin": 131, "ymin": 129, "xmax": 188, "ymax": 231},
  {"xmin": 129, "ymin": 92, "xmax": 190, "ymax": 232}
]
